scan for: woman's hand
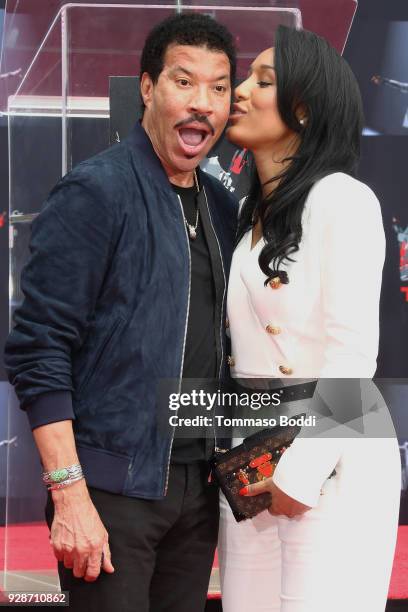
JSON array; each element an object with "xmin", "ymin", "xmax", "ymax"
[{"xmin": 239, "ymin": 478, "xmax": 311, "ymax": 518}]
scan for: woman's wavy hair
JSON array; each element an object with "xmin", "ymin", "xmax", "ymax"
[{"xmin": 236, "ymin": 25, "xmax": 364, "ymax": 286}]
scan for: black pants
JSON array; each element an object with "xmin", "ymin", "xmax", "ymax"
[{"xmin": 45, "ymin": 462, "xmax": 219, "ymax": 612}]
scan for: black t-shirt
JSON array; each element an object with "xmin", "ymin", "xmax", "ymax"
[{"xmin": 170, "ymin": 182, "xmax": 217, "ymax": 463}]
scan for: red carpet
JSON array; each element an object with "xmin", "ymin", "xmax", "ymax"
[
  {"xmin": 389, "ymin": 526, "xmax": 408, "ymax": 599},
  {"xmin": 1, "ymin": 524, "xmax": 407, "ymax": 599}
]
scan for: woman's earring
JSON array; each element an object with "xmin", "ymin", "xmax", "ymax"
[{"xmin": 299, "ymin": 117, "xmax": 306, "ymax": 126}]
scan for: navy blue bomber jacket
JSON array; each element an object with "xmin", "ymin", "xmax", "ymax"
[{"xmin": 4, "ymin": 123, "xmax": 238, "ymax": 499}]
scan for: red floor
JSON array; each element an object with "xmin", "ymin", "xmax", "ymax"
[{"xmin": 1, "ymin": 524, "xmax": 407, "ymax": 599}]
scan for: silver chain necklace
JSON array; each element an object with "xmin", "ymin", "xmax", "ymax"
[{"xmin": 182, "ymin": 170, "xmax": 200, "ymax": 241}]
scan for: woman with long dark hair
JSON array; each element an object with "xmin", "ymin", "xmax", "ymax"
[{"xmin": 218, "ymin": 26, "xmax": 400, "ymax": 612}]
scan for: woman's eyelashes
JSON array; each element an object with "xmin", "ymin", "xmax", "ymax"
[{"xmin": 257, "ymin": 81, "xmax": 273, "ymax": 88}]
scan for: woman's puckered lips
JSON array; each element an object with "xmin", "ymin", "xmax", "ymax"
[{"xmin": 230, "ymin": 103, "xmax": 248, "ymax": 116}]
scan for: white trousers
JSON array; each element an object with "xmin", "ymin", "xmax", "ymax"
[{"xmin": 218, "ymin": 438, "xmax": 401, "ymax": 612}]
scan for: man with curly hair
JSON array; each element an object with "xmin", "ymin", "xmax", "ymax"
[{"xmin": 5, "ymin": 13, "xmax": 237, "ymax": 611}]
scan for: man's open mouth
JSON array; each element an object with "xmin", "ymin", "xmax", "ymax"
[
  {"xmin": 176, "ymin": 126, "xmax": 212, "ymax": 157},
  {"xmin": 179, "ymin": 128, "xmax": 207, "ymax": 146}
]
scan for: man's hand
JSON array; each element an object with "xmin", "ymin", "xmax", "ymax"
[
  {"xmin": 32, "ymin": 420, "xmax": 115, "ymax": 580},
  {"xmin": 239, "ymin": 478, "xmax": 311, "ymax": 519},
  {"xmin": 51, "ymin": 479, "xmax": 114, "ymax": 581}
]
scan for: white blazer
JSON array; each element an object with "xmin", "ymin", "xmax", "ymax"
[
  {"xmin": 227, "ymin": 172, "xmax": 385, "ymax": 380},
  {"xmin": 227, "ymin": 172, "xmax": 392, "ymax": 507}
]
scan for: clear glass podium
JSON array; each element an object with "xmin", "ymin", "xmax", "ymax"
[{"xmin": 1, "ymin": 0, "xmax": 356, "ymax": 595}]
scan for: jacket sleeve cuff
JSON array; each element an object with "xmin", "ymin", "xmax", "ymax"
[
  {"xmin": 272, "ymin": 436, "xmax": 342, "ymax": 508},
  {"xmin": 26, "ymin": 391, "xmax": 75, "ymax": 430},
  {"xmin": 272, "ymin": 464, "xmax": 321, "ymax": 508}
]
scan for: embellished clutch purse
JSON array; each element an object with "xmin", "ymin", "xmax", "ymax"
[{"xmin": 211, "ymin": 420, "xmax": 304, "ymax": 522}]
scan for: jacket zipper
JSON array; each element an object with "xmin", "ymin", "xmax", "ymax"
[
  {"xmin": 163, "ymin": 194, "xmax": 192, "ymax": 495},
  {"xmin": 203, "ymin": 186, "xmax": 227, "ymax": 450}
]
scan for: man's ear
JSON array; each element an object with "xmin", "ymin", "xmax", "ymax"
[{"xmin": 140, "ymin": 72, "xmax": 154, "ymax": 108}]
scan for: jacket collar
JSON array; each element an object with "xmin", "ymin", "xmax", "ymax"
[
  {"xmin": 125, "ymin": 122, "xmax": 172, "ymax": 193},
  {"xmin": 126, "ymin": 121, "xmax": 210, "ymax": 193}
]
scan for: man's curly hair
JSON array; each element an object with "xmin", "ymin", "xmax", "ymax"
[{"xmin": 140, "ymin": 13, "xmax": 237, "ymax": 87}]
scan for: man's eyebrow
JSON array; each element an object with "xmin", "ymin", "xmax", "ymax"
[
  {"xmin": 170, "ymin": 65, "xmax": 193, "ymax": 77},
  {"xmin": 169, "ymin": 65, "xmax": 230, "ymax": 81}
]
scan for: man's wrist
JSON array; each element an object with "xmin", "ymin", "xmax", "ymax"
[
  {"xmin": 43, "ymin": 463, "xmax": 83, "ymax": 485},
  {"xmin": 51, "ymin": 477, "xmax": 89, "ymax": 505}
]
